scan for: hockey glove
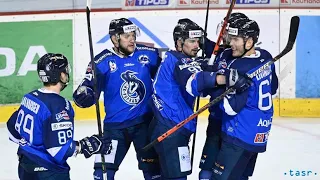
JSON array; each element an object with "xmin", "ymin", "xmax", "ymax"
[
  {"xmin": 78, "ymin": 135, "xmax": 112, "ymax": 158},
  {"xmin": 73, "ymin": 86, "xmax": 95, "ymax": 108},
  {"xmin": 223, "ymin": 68, "xmax": 252, "ymax": 92},
  {"xmin": 197, "ymin": 58, "xmax": 219, "ymax": 72}
]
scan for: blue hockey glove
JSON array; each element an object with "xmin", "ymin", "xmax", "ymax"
[
  {"xmin": 223, "ymin": 68, "xmax": 252, "ymax": 92},
  {"xmin": 73, "ymin": 86, "xmax": 95, "ymax": 108},
  {"xmin": 78, "ymin": 135, "xmax": 112, "ymax": 158}
]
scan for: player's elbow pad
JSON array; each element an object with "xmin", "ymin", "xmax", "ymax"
[
  {"xmin": 7, "ymin": 111, "xmax": 21, "ymax": 143},
  {"xmin": 196, "ymin": 71, "xmax": 217, "ymax": 92},
  {"xmin": 221, "ymin": 91, "xmax": 248, "ymax": 116},
  {"xmin": 47, "ymin": 140, "xmax": 76, "ymax": 165},
  {"xmin": 73, "ymin": 86, "xmax": 95, "ymax": 108},
  {"xmin": 222, "ymin": 97, "xmax": 238, "ymax": 116}
]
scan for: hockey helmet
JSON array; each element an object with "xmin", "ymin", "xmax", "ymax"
[
  {"xmin": 173, "ymin": 18, "xmax": 204, "ymax": 43},
  {"xmin": 229, "ymin": 12, "xmax": 249, "ymax": 23},
  {"xmin": 37, "ymin": 53, "xmax": 71, "ymax": 85},
  {"xmin": 216, "ymin": 12, "xmax": 249, "ymax": 36},
  {"xmin": 109, "ymin": 18, "xmax": 140, "ymax": 36},
  {"xmin": 227, "ymin": 18, "xmax": 260, "ymax": 43}
]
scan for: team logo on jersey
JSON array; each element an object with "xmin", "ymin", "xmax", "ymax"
[
  {"xmin": 138, "ymin": 55, "xmax": 150, "ymax": 65},
  {"xmin": 55, "ymin": 110, "xmax": 70, "ymax": 121},
  {"xmin": 218, "ymin": 59, "xmax": 227, "ymax": 69},
  {"xmin": 109, "ymin": 60, "xmax": 118, "ymax": 73},
  {"xmin": 120, "ymin": 70, "xmax": 146, "ymax": 110},
  {"xmin": 181, "ymin": 58, "xmax": 192, "ymax": 64}
]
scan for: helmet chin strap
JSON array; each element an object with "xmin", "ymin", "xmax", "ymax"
[
  {"xmin": 236, "ymin": 38, "xmax": 254, "ymax": 58},
  {"xmin": 59, "ymin": 74, "xmax": 69, "ymax": 91},
  {"xmin": 177, "ymin": 38, "xmax": 185, "ymax": 53}
]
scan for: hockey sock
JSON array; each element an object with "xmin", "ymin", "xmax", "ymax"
[
  {"xmin": 199, "ymin": 169, "xmax": 212, "ymax": 180},
  {"xmin": 143, "ymin": 170, "xmax": 161, "ymax": 180},
  {"xmin": 239, "ymin": 176, "xmax": 249, "ymax": 180},
  {"xmin": 106, "ymin": 169, "xmax": 116, "ymax": 180},
  {"xmin": 167, "ymin": 177, "xmax": 187, "ymax": 180},
  {"xmin": 93, "ymin": 168, "xmax": 103, "ymax": 180},
  {"xmin": 93, "ymin": 168, "xmax": 116, "ymax": 180}
]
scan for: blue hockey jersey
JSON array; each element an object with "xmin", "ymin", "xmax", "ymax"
[
  {"xmin": 152, "ymin": 50, "xmax": 218, "ymax": 136},
  {"xmin": 7, "ymin": 89, "xmax": 76, "ymax": 172},
  {"xmin": 74, "ymin": 45, "xmax": 161, "ymax": 129},
  {"xmin": 201, "ymin": 44, "xmax": 228, "ymax": 122},
  {"xmin": 217, "ymin": 48, "xmax": 278, "ymax": 153},
  {"xmin": 206, "ymin": 47, "xmax": 278, "ymax": 121}
]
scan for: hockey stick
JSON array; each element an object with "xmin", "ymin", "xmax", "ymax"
[
  {"xmin": 86, "ymin": 0, "xmax": 107, "ymax": 177},
  {"xmin": 208, "ymin": 0, "xmax": 236, "ymax": 65},
  {"xmin": 142, "ymin": 16, "xmax": 300, "ymax": 152},
  {"xmin": 190, "ymin": 0, "xmax": 211, "ymax": 171}
]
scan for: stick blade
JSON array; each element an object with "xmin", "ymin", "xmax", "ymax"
[
  {"xmin": 288, "ymin": 16, "xmax": 300, "ymax": 45},
  {"xmin": 274, "ymin": 16, "xmax": 300, "ymax": 60}
]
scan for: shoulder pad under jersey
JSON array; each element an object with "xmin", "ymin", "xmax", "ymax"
[
  {"xmin": 256, "ymin": 48, "xmax": 272, "ymax": 59},
  {"xmin": 94, "ymin": 49, "xmax": 115, "ymax": 64}
]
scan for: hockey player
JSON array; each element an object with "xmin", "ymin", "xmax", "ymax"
[
  {"xmin": 199, "ymin": 12, "xmax": 250, "ymax": 180},
  {"xmin": 6, "ymin": 53, "xmax": 111, "ymax": 180},
  {"xmin": 211, "ymin": 18, "xmax": 278, "ymax": 180},
  {"xmin": 150, "ymin": 18, "xmax": 252, "ymax": 180},
  {"xmin": 73, "ymin": 18, "xmax": 161, "ymax": 180}
]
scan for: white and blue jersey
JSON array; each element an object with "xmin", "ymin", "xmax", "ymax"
[
  {"xmin": 7, "ymin": 89, "xmax": 76, "ymax": 172},
  {"xmin": 152, "ymin": 50, "xmax": 218, "ymax": 136},
  {"xmin": 217, "ymin": 48, "xmax": 278, "ymax": 153},
  {"xmin": 74, "ymin": 45, "xmax": 161, "ymax": 129}
]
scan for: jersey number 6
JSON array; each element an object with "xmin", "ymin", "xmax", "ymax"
[{"xmin": 258, "ymin": 77, "xmax": 272, "ymax": 111}]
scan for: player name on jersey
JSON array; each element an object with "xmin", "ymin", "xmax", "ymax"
[
  {"xmin": 256, "ymin": 66, "xmax": 272, "ymax": 81},
  {"xmin": 21, "ymin": 97, "xmax": 40, "ymax": 114}
]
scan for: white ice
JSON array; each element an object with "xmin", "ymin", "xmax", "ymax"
[{"xmin": 1, "ymin": 117, "xmax": 319, "ymax": 180}]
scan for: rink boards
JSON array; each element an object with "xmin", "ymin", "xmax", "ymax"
[
  {"xmin": 1, "ymin": 8, "xmax": 320, "ymax": 122},
  {"xmin": 1, "ymin": 98, "xmax": 320, "ymax": 123}
]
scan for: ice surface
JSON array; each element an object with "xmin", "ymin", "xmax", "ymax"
[{"xmin": 1, "ymin": 117, "xmax": 319, "ymax": 180}]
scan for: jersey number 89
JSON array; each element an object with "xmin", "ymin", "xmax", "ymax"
[
  {"xmin": 58, "ymin": 130, "xmax": 73, "ymax": 145},
  {"xmin": 15, "ymin": 109, "xmax": 34, "ymax": 144}
]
